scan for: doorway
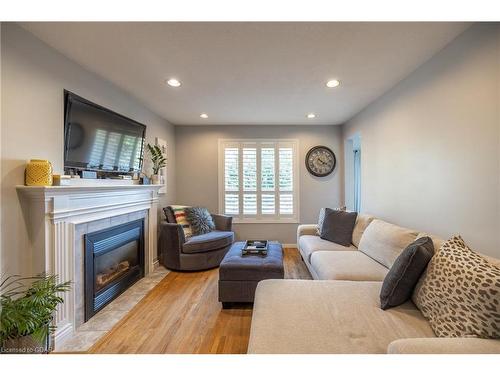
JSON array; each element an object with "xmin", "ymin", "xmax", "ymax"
[{"xmin": 344, "ymin": 133, "xmax": 361, "ymax": 212}]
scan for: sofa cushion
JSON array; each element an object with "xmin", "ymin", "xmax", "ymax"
[
  {"xmin": 182, "ymin": 230, "xmax": 234, "ymax": 254},
  {"xmin": 380, "ymin": 236, "xmax": 434, "ymax": 310},
  {"xmin": 299, "ymin": 235, "xmax": 356, "ymax": 262},
  {"xmin": 352, "ymin": 213, "xmax": 376, "ymax": 248},
  {"xmin": 310, "ymin": 251, "xmax": 388, "ymax": 281},
  {"xmin": 358, "ymin": 219, "xmax": 418, "ymax": 269},
  {"xmin": 248, "ymin": 280, "xmax": 434, "ymax": 354},
  {"xmin": 320, "ymin": 209, "xmax": 358, "ymax": 246},
  {"xmin": 412, "ymin": 235, "xmax": 500, "ymax": 339},
  {"xmin": 387, "ymin": 337, "xmax": 500, "ymax": 354},
  {"xmin": 416, "ymin": 232, "xmax": 445, "ymax": 253}
]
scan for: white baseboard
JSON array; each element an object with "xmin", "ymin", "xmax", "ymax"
[
  {"xmin": 54, "ymin": 322, "xmax": 74, "ymax": 350},
  {"xmin": 282, "ymin": 243, "xmax": 297, "ymax": 249}
]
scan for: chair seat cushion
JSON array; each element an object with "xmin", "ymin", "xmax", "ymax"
[
  {"xmin": 310, "ymin": 251, "xmax": 388, "ymax": 281},
  {"xmin": 182, "ymin": 231, "xmax": 234, "ymax": 254}
]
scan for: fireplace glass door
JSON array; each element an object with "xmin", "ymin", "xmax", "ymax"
[{"xmin": 85, "ymin": 219, "xmax": 144, "ymax": 321}]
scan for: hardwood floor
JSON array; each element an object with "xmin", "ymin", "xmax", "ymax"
[{"xmin": 88, "ymin": 248, "xmax": 311, "ymax": 354}]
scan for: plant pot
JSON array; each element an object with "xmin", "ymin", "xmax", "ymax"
[
  {"xmin": 1, "ymin": 330, "xmax": 51, "ymax": 354},
  {"xmin": 151, "ymin": 174, "xmax": 161, "ymax": 185}
]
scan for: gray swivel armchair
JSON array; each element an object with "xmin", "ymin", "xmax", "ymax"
[{"xmin": 159, "ymin": 208, "xmax": 234, "ymax": 271}]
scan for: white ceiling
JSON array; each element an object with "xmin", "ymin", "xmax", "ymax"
[{"xmin": 20, "ymin": 22, "xmax": 470, "ymax": 126}]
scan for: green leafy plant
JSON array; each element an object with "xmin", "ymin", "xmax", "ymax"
[
  {"xmin": 146, "ymin": 143, "xmax": 167, "ymax": 175},
  {"xmin": 0, "ymin": 274, "xmax": 71, "ymax": 346}
]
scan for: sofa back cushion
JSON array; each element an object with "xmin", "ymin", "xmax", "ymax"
[
  {"xmin": 352, "ymin": 213, "xmax": 376, "ymax": 248},
  {"xmin": 416, "ymin": 232, "xmax": 445, "ymax": 253},
  {"xmin": 358, "ymin": 219, "xmax": 418, "ymax": 269},
  {"xmin": 412, "ymin": 235, "xmax": 500, "ymax": 339}
]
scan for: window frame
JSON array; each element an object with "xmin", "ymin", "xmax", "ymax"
[{"xmin": 218, "ymin": 138, "xmax": 300, "ymax": 224}]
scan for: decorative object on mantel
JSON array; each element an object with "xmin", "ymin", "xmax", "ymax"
[
  {"xmin": 139, "ymin": 174, "xmax": 151, "ymax": 185},
  {"xmin": 155, "ymin": 137, "xmax": 167, "ymax": 194},
  {"xmin": 52, "ymin": 175, "xmax": 71, "ymax": 186},
  {"xmin": 25, "ymin": 159, "xmax": 53, "ymax": 186},
  {"xmin": 305, "ymin": 146, "xmax": 336, "ymax": 177},
  {"xmin": 0, "ymin": 274, "xmax": 71, "ymax": 354},
  {"xmin": 146, "ymin": 143, "xmax": 166, "ymax": 186}
]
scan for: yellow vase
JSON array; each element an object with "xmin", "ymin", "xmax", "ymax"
[{"xmin": 25, "ymin": 159, "xmax": 53, "ymax": 186}]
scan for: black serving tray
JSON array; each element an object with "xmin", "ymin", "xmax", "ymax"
[{"xmin": 242, "ymin": 240, "xmax": 268, "ymax": 255}]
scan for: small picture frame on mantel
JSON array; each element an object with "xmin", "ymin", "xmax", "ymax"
[{"xmin": 155, "ymin": 137, "xmax": 167, "ymax": 195}]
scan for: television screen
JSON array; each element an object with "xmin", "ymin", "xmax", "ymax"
[{"xmin": 64, "ymin": 91, "xmax": 146, "ymax": 173}]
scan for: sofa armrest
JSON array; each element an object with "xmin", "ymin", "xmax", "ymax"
[
  {"xmin": 387, "ymin": 338, "xmax": 500, "ymax": 354},
  {"xmin": 211, "ymin": 214, "xmax": 233, "ymax": 231},
  {"xmin": 297, "ymin": 224, "xmax": 319, "ymax": 237},
  {"xmin": 296, "ymin": 224, "xmax": 318, "ymax": 248}
]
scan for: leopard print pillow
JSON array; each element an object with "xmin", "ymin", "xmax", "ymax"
[{"xmin": 412, "ymin": 235, "xmax": 500, "ymax": 339}]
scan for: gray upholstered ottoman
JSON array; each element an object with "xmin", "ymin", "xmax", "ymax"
[{"xmin": 218, "ymin": 241, "xmax": 284, "ymax": 308}]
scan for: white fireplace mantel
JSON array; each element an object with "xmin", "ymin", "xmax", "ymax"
[{"xmin": 16, "ymin": 183, "xmax": 162, "ymax": 348}]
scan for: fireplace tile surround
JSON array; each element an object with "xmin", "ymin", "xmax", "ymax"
[{"xmin": 16, "ymin": 183, "xmax": 162, "ymax": 350}]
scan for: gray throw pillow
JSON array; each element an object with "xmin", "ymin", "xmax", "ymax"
[
  {"xmin": 317, "ymin": 206, "xmax": 346, "ymax": 236},
  {"xmin": 184, "ymin": 207, "xmax": 216, "ymax": 236},
  {"xmin": 320, "ymin": 209, "xmax": 357, "ymax": 246},
  {"xmin": 380, "ymin": 236, "xmax": 434, "ymax": 310}
]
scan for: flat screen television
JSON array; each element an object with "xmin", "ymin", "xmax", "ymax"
[{"xmin": 64, "ymin": 91, "xmax": 146, "ymax": 174}]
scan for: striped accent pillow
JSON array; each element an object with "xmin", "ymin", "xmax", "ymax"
[{"xmin": 169, "ymin": 205, "xmax": 193, "ymax": 238}]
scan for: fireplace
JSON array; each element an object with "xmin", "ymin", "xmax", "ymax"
[{"xmin": 84, "ymin": 219, "xmax": 145, "ymax": 321}]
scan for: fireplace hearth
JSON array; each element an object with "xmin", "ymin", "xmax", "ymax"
[{"xmin": 84, "ymin": 219, "xmax": 145, "ymax": 321}]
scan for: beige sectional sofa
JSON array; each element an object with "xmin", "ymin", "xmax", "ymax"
[{"xmin": 247, "ymin": 214, "xmax": 500, "ymax": 354}]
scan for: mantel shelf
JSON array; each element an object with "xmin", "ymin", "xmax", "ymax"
[{"xmin": 16, "ymin": 183, "xmax": 162, "ymax": 198}]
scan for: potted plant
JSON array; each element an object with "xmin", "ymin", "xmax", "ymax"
[
  {"xmin": 146, "ymin": 143, "xmax": 166, "ymax": 185},
  {"xmin": 0, "ymin": 274, "xmax": 71, "ymax": 354}
]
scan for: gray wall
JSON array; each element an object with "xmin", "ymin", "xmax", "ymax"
[
  {"xmin": 1, "ymin": 23, "xmax": 176, "ymax": 275},
  {"xmin": 343, "ymin": 23, "xmax": 500, "ymax": 257},
  {"xmin": 175, "ymin": 125, "xmax": 344, "ymax": 244}
]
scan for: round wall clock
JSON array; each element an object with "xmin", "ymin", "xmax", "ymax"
[{"xmin": 305, "ymin": 146, "xmax": 336, "ymax": 177}]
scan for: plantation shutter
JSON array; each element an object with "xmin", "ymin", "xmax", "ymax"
[{"xmin": 219, "ymin": 139, "xmax": 298, "ymax": 223}]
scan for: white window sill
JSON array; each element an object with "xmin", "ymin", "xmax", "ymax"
[{"xmin": 232, "ymin": 218, "xmax": 299, "ymax": 224}]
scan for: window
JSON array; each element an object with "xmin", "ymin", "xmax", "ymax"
[{"xmin": 219, "ymin": 139, "xmax": 299, "ymax": 223}]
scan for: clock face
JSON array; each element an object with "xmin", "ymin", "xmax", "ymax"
[{"xmin": 306, "ymin": 146, "xmax": 336, "ymax": 177}]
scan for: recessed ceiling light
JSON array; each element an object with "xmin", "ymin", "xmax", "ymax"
[
  {"xmin": 307, "ymin": 113, "xmax": 316, "ymax": 119},
  {"xmin": 326, "ymin": 79, "xmax": 340, "ymax": 88},
  {"xmin": 166, "ymin": 78, "xmax": 181, "ymax": 87},
  {"xmin": 200, "ymin": 113, "xmax": 208, "ymax": 119}
]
